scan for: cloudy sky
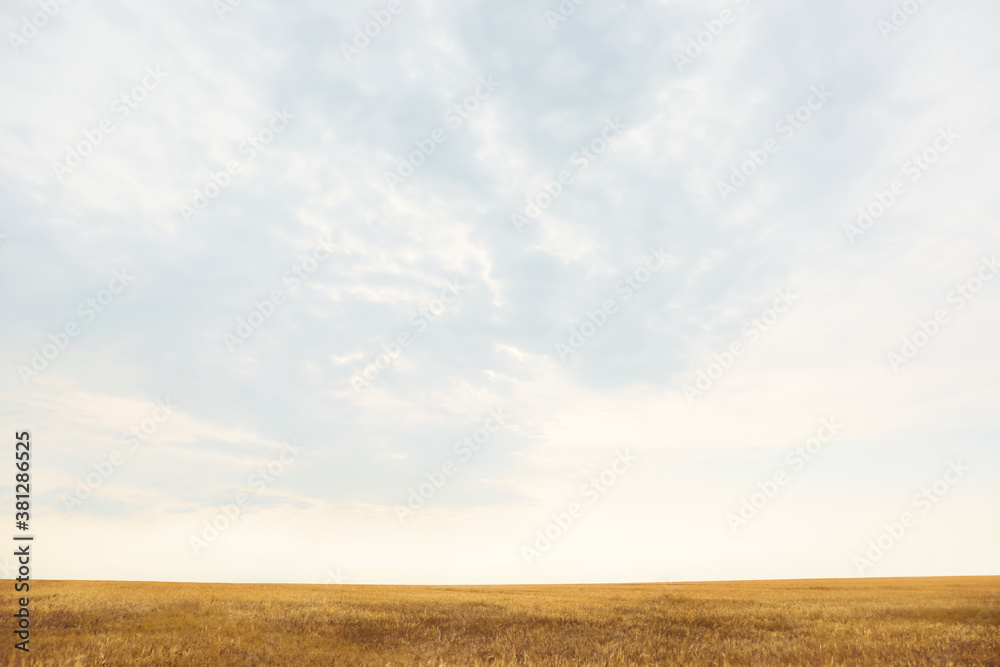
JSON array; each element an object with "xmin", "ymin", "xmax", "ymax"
[{"xmin": 1, "ymin": 0, "xmax": 998, "ymax": 585}]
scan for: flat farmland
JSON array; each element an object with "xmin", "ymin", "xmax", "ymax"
[{"xmin": 2, "ymin": 576, "xmax": 998, "ymax": 666}]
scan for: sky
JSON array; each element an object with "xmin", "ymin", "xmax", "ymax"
[{"xmin": 1, "ymin": 0, "xmax": 998, "ymax": 585}]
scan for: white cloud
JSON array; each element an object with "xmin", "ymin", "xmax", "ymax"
[{"xmin": 1, "ymin": 0, "xmax": 998, "ymax": 583}]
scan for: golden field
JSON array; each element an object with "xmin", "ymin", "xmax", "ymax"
[{"xmin": 2, "ymin": 576, "xmax": 998, "ymax": 666}]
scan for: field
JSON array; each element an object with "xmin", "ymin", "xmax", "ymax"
[{"xmin": 2, "ymin": 576, "xmax": 998, "ymax": 666}]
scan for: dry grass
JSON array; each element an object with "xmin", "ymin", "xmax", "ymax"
[{"xmin": 1, "ymin": 576, "xmax": 998, "ymax": 666}]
